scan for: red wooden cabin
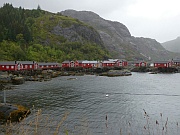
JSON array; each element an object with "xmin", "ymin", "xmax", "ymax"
[
  {"xmin": 102, "ymin": 61, "xmax": 115, "ymax": 67},
  {"xmin": 38, "ymin": 62, "xmax": 59, "ymax": 69},
  {"xmin": 0, "ymin": 61, "xmax": 21, "ymax": 71},
  {"xmin": 19, "ymin": 61, "xmax": 38, "ymax": 70},
  {"xmin": 116, "ymin": 60, "xmax": 128, "ymax": 67},
  {"xmin": 62, "ymin": 60, "xmax": 99, "ymax": 68},
  {"xmin": 62, "ymin": 61, "xmax": 71, "ymax": 68},
  {"xmin": 62, "ymin": 61, "xmax": 79, "ymax": 68},
  {"xmin": 154, "ymin": 61, "xmax": 173, "ymax": 68},
  {"xmin": 81, "ymin": 61, "xmax": 98, "ymax": 68}
]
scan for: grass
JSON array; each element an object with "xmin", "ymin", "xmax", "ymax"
[
  {"xmin": 1, "ymin": 108, "xmax": 69, "ymax": 135},
  {"xmin": 1, "ymin": 109, "xmax": 180, "ymax": 135}
]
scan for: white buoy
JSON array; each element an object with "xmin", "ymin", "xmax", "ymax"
[{"xmin": 106, "ymin": 94, "xmax": 109, "ymax": 97}]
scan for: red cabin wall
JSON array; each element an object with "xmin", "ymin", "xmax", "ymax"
[
  {"xmin": 0, "ymin": 65, "xmax": 17, "ymax": 71},
  {"xmin": 154, "ymin": 63, "xmax": 168, "ymax": 68},
  {"xmin": 62, "ymin": 63, "xmax": 70, "ymax": 68},
  {"xmin": 78, "ymin": 63, "xmax": 83, "ymax": 68},
  {"xmin": 135, "ymin": 63, "xmax": 140, "ymax": 67},
  {"xmin": 74, "ymin": 61, "xmax": 79, "ymax": 67},
  {"xmin": 22, "ymin": 64, "xmax": 34, "ymax": 70},
  {"xmin": 82, "ymin": 63, "xmax": 93, "ymax": 68},
  {"xmin": 123, "ymin": 61, "xmax": 128, "ymax": 66},
  {"xmin": 102, "ymin": 63, "xmax": 115, "ymax": 67}
]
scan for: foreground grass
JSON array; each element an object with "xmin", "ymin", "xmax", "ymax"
[
  {"xmin": 1, "ymin": 109, "xmax": 69, "ymax": 135},
  {"xmin": 1, "ymin": 109, "xmax": 180, "ymax": 135}
]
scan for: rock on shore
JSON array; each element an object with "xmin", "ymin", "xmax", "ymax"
[
  {"xmin": 100, "ymin": 69, "xmax": 132, "ymax": 77},
  {"xmin": 0, "ymin": 103, "xmax": 30, "ymax": 123}
]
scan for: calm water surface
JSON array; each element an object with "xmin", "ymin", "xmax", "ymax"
[{"xmin": 1, "ymin": 72, "xmax": 180, "ymax": 135}]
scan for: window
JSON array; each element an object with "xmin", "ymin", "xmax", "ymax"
[
  {"xmin": 2, "ymin": 66, "xmax": 4, "ymax": 68},
  {"xmin": 30, "ymin": 65, "xmax": 32, "ymax": 68},
  {"xmin": 6, "ymin": 66, "xmax": 9, "ymax": 69},
  {"xmin": 141, "ymin": 63, "xmax": 145, "ymax": 67},
  {"xmin": 11, "ymin": 66, "xmax": 14, "ymax": 69},
  {"xmin": 25, "ymin": 65, "xmax": 28, "ymax": 68}
]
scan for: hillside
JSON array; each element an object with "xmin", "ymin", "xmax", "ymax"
[
  {"xmin": 162, "ymin": 37, "xmax": 180, "ymax": 53},
  {"xmin": 0, "ymin": 4, "xmax": 110, "ymax": 62},
  {"xmin": 61, "ymin": 10, "xmax": 178, "ymax": 61}
]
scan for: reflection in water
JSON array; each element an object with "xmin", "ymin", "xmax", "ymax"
[{"xmin": 1, "ymin": 73, "xmax": 180, "ymax": 134}]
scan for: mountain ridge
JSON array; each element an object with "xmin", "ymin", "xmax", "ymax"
[
  {"xmin": 61, "ymin": 9, "xmax": 179, "ymax": 61},
  {"xmin": 162, "ymin": 37, "xmax": 180, "ymax": 53}
]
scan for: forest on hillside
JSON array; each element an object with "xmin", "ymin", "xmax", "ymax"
[{"xmin": 0, "ymin": 4, "xmax": 110, "ymax": 62}]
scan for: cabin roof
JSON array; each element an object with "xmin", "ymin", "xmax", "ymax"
[
  {"xmin": 102, "ymin": 61, "xmax": 115, "ymax": 63},
  {"xmin": 153, "ymin": 61, "xmax": 171, "ymax": 63},
  {"xmin": 173, "ymin": 59, "xmax": 180, "ymax": 62},
  {"xmin": 108, "ymin": 59, "xmax": 119, "ymax": 62},
  {"xmin": 82, "ymin": 61, "xmax": 98, "ymax": 64},
  {"xmin": 38, "ymin": 62, "xmax": 58, "ymax": 66},
  {"xmin": 0, "ymin": 61, "xmax": 16, "ymax": 65},
  {"xmin": 18, "ymin": 61, "xmax": 36, "ymax": 64}
]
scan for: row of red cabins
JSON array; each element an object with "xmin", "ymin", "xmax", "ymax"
[
  {"xmin": 62, "ymin": 59, "xmax": 128, "ymax": 68},
  {"xmin": 0, "ymin": 61, "xmax": 59, "ymax": 71},
  {"xmin": 0, "ymin": 59, "xmax": 180, "ymax": 71},
  {"xmin": 133, "ymin": 60, "xmax": 180, "ymax": 68},
  {"xmin": 62, "ymin": 59, "xmax": 180, "ymax": 68}
]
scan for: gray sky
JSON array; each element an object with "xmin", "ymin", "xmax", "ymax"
[{"xmin": 1, "ymin": 0, "xmax": 180, "ymax": 43}]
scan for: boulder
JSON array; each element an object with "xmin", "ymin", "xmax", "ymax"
[
  {"xmin": 11, "ymin": 77, "xmax": 25, "ymax": 85},
  {"xmin": 0, "ymin": 103, "xmax": 30, "ymax": 123}
]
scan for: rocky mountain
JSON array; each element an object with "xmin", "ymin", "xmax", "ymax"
[
  {"xmin": 162, "ymin": 37, "xmax": 180, "ymax": 53},
  {"xmin": 61, "ymin": 10, "xmax": 177, "ymax": 61}
]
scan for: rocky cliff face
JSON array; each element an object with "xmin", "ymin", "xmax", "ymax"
[
  {"xmin": 61, "ymin": 10, "xmax": 176, "ymax": 61},
  {"xmin": 52, "ymin": 23, "xmax": 104, "ymax": 46}
]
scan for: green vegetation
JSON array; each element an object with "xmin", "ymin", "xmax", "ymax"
[{"xmin": 0, "ymin": 4, "xmax": 110, "ymax": 62}]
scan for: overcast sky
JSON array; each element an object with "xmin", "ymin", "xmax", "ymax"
[{"xmin": 1, "ymin": 0, "xmax": 180, "ymax": 43}]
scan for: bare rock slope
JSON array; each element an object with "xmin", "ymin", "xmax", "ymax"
[{"xmin": 61, "ymin": 10, "xmax": 176, "ymax": 60}]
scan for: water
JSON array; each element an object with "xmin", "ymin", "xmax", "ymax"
[{"xmin": 1, "ymin": 72, "xmax": 180, "ymax": 135}]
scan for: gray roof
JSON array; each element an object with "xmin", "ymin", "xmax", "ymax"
[
  {"xmin": 38, "ymin": 62, "xmax": 59, "ymax": 66},
  {"xmin": 82, "ymin": 61, "xmax": 98, "ymax": 64},
  {"xmin": 173, "ymin": 60, "xmax": 180, "ymax": 62},
  {"xmin": 153, "ymin": 61, "xmax": 171, "ymax": 63},
  {"xmin": 18, "ymin": 61, "xmax": 37, "ymax": 64},
  {"xmin": 0, "ymin": 61, "xmax": 16, "ymax": 65},
  {"xmin": 102, "ymin": 61, "xmax": 115, "ymax": 64}
]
